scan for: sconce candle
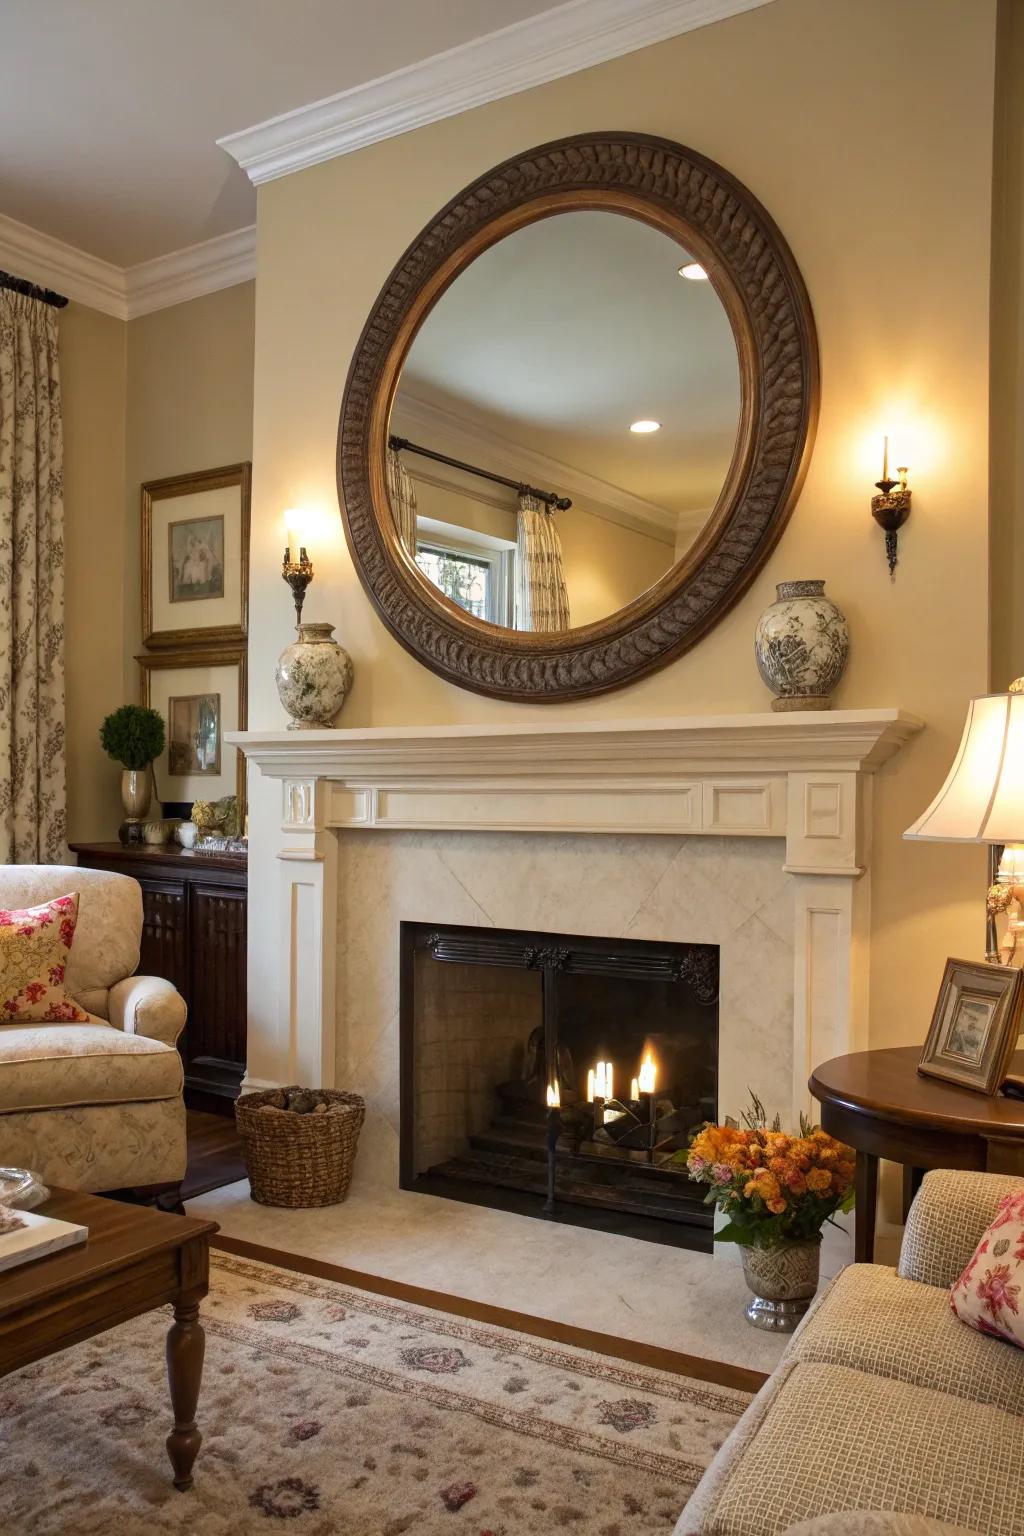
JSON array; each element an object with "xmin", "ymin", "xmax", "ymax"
[{"xmin": 870, "ymin": 436, "xmax": 912, "ymax": 579}]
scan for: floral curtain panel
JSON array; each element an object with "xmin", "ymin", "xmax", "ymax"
[
  {"xmin": 515, "ymin": 492, "xmax": 570, "ymax": 632},
  {"xmin": 0, "ymin": 290, "xmax": 67, "ymax": 863},
  {"xmin": 386, "ymin": 446, "xmax": 418, "ymax": 552}
]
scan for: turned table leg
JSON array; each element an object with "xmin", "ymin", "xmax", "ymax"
[
  {"xmin": 166, "ymin": 1295, "xmax": 206, "ymax": 1491},
  {"xmin": 854, "ymin": 1151, "xmax": 878, "ymax": 1263}
]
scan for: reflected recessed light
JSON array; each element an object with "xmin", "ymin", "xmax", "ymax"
[
  {"xmin": 678, "ymin": 261, "xmax": 708, "ymax": 280},
  {"xmin": 630, "ymin": 419, "xmax": 661, "ymax": 434}
]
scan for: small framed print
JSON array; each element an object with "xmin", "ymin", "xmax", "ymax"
[
  {"xmin": 138, "ymin": 647, "xmax": 246, "ymax": 814},
  {"xmin": 919, "ymin": 958, "xmax": 1024, "ymax": 1095},
  {"xmin": 142, "ymin": 463, "xmax": 250, "ymax": 647}
]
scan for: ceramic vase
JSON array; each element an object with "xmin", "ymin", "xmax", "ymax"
[
  {"xmin": 754, "ymin": 580, "xmax": 849, "ymax": 711},
  {"xmin": 119, "ymin": 766, "xmax": 154, "ymax": 845},
  {"xmin": 740, "ymin": 1238, "xmax": 821, "ymax": 1332},
  {"xmin": 275, "ymin": 621, "xmax": 354, "ymax": 730}
]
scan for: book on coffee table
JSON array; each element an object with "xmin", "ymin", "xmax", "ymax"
[{"xmin": 0, "ymin": 1208, "xmax": 87, "ymax": 1273}]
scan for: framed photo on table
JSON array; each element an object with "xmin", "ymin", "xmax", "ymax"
[
  {"xmin": 138, "ymin": 647, "xmax": 247, "ymax": 816},
  {"xmin": 142, "ymin": 463, "xmax": 250, "ymax": 648},
  {"xmin": 918, "ymin": 958, "xmax": 1024, "ymax": 1095}
]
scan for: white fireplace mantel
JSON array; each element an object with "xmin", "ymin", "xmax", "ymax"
[
  {"xmin": 233, "ymin": 709, "xmax": 921, "ymax": 1117},
  {"xmin": 232, "ymin": 709, "xmax": 921, "ymax": 877}
]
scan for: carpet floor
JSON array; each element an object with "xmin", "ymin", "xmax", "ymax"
[{"xmin": 0, "ymin": 1252, "xmax": 750, "ymax": 1536}]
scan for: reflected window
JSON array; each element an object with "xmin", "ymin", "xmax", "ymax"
[{"xmin": 415, "ymin": 540, "xmax": 513, "ymax": 625}]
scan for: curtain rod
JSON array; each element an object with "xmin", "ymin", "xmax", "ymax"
[
  {"xmin": 0, "ymin": 269, "xmax": 69, "ymax": 309},
  {"xmin": 389, "ymin": 434, "xmax": 572, "ymax": 511}
]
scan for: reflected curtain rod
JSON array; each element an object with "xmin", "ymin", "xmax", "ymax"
[
  {"xmin": 0, "ymin": 269, "xmax": 68, "ymax": 309},
  {"xmin": 388, "ymin": 434, "xmax": 572, "ymax": 511}
]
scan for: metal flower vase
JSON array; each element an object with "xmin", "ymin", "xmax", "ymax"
[{"xmin": 740, "ymin": 1237, "xmax": 821, "ymax": 1332}]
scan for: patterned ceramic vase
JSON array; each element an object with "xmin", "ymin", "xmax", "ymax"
[
  {"xmin": 754, "ymin": 580, "xmax": 849, "ymax": 711},
  {"xmin": 740, "ymin": 1238, "xmax": 821, "ymax": 1332},
  {"xmin": 275, "ymin": 621, "xmax": 354, "ymax": 730}
]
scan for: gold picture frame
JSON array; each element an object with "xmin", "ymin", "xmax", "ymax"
[
  {"xmin": 138, "ymin": 646, "xmax": 247, "ymax": 817},
  {"xmin": 918, "ymin": 957, "xmax": 1024, "ymax": 1095},
  {"xmin": 142, "ymin": 462, "xmax": 251, "ymax": 648}
]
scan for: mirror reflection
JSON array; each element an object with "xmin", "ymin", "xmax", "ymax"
[{"xmin": 388, "ymin": 210, "xmax": 741, "ymax": 632}]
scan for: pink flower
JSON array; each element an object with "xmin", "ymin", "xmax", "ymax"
[
  {"xmin": 976, "ymin": 1263, "xmax": 1021, "ymax": 1322},
  {"xmin": 48, "ymin": 964, "xmax": 65, "ymax": 986},
  {"xmin": 711, "ymin": 1163, "xmax": 734, "ymax": 1184},
  {"xmin": 59, "ymin": 918, "xmax": 76, "ymax": 949},
  {"xmin": 23, "ymin": 982, "xmax": 46, "ymax": 1003}
]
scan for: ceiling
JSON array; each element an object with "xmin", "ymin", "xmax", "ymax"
[
  {"xmin": 398, "ymin": 211, "xmax": 741, "ymax": 519},
  {"xmin": 0, "ymin": 0, "xmax": 556, "ymax": 266}
]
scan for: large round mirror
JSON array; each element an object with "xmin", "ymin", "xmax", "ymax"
[
  {"xmin": 389, "ymin": 210, "xmax": 741, "ymax": 633},
  {"xmin": 339, "ymin": 133, "xmax": 818, "ymax": 701}
]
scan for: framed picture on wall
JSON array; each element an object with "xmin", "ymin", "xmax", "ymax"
[
  {"xmin": 142, "ymin": 462, "xmax": 251, "ymax": 648},
  {"xmin": 138, "ymin": 646, "xmax": 247, "ymax": 816},
  {"xmin": 918, "ymin": 958, "xmax": 1024, "ymax": 1095}
]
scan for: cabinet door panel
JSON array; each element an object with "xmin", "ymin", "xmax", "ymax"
[
  {"xmin": 187, "ymin": 885, "xmax": 247, "ymax": 1077},
  {"xmin": 137, "ymin": 881, "xmax": 189, "ymax": 997}
]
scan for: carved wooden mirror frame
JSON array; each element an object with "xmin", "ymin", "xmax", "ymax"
[{"xmin": 338, "ymin": 132, "xmax": 819, "ymax": 702}]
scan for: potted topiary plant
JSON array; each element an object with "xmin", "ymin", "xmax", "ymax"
[{"xmin": 99, "ymin": 705, "xmax": 166, "ymax": 843}]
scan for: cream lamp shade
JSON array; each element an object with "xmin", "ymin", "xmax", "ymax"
[{"xmin": 904, "ymin": 684, "xmax": 1024, "ymax": 844}]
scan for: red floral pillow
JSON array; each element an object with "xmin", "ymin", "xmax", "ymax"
[
  {"xmin": 950, "ymin": 1189, "xmax": 1024, "ymax": 1348},
  {"xmin": 0, "ymin": 894, "xmax": 90, "ymax": 1023}
]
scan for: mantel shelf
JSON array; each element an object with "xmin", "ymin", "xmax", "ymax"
[{"xmin": 229, "ymin": 708, "xmax": 921, "ymax": 783}]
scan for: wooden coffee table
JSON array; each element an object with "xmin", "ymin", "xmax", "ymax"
[{"xmin": 0, "ymin": 1188, "xmax": 218, "ymax": 1490}]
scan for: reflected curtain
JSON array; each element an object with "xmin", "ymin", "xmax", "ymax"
[
  {"xmin": 515, "ymin": 492, "xmax": 570, "ymax": 632},
  {"xmin": 0, "ymin": 290, "xmax": 67, "ymax": 863},
  {"xmin": 386, "ymin": 446, "xmax": 418, "ymax": 552}
]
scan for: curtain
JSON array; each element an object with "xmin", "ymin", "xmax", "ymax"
[
  {"xmin": 386, "ymin": 446, "xmax": 418, "ymax": 552},
  {"xmin": 0, "ymin": 290, "xmax": 67, "ymax": 863},
  {"xmin": 515, "ymin": 492, "xmax": 570, "ymax": 632}
]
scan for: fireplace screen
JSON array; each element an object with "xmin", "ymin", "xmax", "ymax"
[{"xmin": 400, "ymin": 923, "xmax": 720, "ymax": 1250}]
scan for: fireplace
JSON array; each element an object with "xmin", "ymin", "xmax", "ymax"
[{"xmin": 399, "ymin": 921, "xmax": 720, "ymax": 1251}]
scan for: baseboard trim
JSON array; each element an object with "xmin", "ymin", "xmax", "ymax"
[{"xmin": 211, "ymin": 1232, "xmax": 766, "ymax": 1395}]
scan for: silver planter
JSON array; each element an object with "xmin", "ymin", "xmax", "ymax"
[
  {"xmin": 754, "ymin": 580, "xmax": 849, "ymax": 711},
  {"xmin": 740, "ymin": 1238, "xmax": 821, "ymax": 1332},
  {"xmin": 275, "ymin": 621, "xmax": 354, "ymax": 730}
]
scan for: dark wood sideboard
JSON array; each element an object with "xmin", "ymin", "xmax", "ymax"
[{"xmin": 69, "ymin": 843, "xmax": 247, "ymax": 1112}]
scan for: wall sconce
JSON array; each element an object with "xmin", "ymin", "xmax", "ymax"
[
  {"xmin": 282, "ymin": 509, "xmax": 314, "ymax": 627},
  {"xmin": 870, "ymin": 436, "xmax": 912, "ymax": 580}
]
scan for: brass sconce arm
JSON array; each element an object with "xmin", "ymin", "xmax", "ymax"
[{"xmin": 282, "ymin": 545, "xmax": 314, "ymax": 627}]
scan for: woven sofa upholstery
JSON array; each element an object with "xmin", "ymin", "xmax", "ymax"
[
  {"xmin": 676, "ymin": 1170, "xmax": 1024, "ymax": 1536},
  {"xmin": 0, "ymin": 865, "xmax": 187, "ymax": 1192}
]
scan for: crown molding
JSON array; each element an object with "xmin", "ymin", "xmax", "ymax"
[
  {"xmin": 218, "ymin": 0, "xmax": 777, "ymax": 186},
  {"xmin": 0, "ymin": 214, "xmax": 256, "ymax": 321},
  {"xmin": 0, "ymin": 213, "xmax": 125, "ymax": 318},
  {"xmin": 123, "ymin": 226, "xmax": 256, "ymax": 318},
  {"xmin": 393, "ymin": 391, "xmax": 680, "ymax": 542}
]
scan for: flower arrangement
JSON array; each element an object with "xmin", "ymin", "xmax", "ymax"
[
  {"xmin": 99, "ymin": 705, "xmax": 165, "ymax": 770},
  {"xmin": 681, "ymin": 1093, "xmax": 856, "ymax": 1249}
]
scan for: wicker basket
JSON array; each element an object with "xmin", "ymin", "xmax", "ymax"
[{"xmin": 235, "ymin": 1088, "xmax": 365, "ymax": 1208}]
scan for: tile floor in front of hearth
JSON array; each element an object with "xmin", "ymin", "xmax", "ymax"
[{"xmin": 186, "ymin": 1180, "xmax": 876, "ymax": 1375}]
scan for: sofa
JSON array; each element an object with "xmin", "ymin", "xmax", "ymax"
[
  {"xmin": 0, "ymin": 865, "xmax": 187, "ymax": 1195},
  {"xmin": 677, "ymin": 1170, "xmax": 1024, "ymax": 1536}
]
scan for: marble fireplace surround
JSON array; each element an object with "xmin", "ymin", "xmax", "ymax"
[{"xmin": 233, "ymin": 710, "xmax": 920, "ymax": 1188}]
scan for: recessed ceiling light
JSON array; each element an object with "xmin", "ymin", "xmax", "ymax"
[
  {"xmin": 630, "ymin": 420, "xmax": 661, "ymax": 434},
  {"xmin": 678, "ymin": 261, "xmax": 708, "ymax": 281}
]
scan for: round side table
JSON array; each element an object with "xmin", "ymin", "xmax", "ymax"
[{"xmin": 809, "ymin": 1045, "xmax": 1024, "ymax": 1262}]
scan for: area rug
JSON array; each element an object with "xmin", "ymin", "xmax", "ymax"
[{"xmin": 0, "ymin": 1252, "xmax": 750, "ymax": 1535}]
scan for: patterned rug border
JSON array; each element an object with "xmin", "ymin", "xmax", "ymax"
[{"xmin": 211, "ymin": 1252, "xmax": 751, "ymax": 1417}]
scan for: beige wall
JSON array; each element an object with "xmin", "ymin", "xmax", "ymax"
[
  {"xmin": 60, "ymin": 301, "xmax": 127, "ymax": 842},
  {"xmin": 124, "ymin": 282, "xmax": 256, "ymax": 696},
  {"xmin": 59, "ymin": 281, "xmax": 255, "ymax": 840},
  {"xmin": 248, "ymin": 0, "xmax": 997, "ymax": 1054},
  {"xmin": 991, "ymin": 0, "xmax": 1024, "ymax": 689}
]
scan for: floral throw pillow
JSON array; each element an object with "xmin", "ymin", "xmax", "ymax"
[
  {"xmin": 0, "ymin": 894, "xmax": 90, "ymax": 1023},
  {"xmin": 950, "ymin": 1189, "xmax": 1024, "ymax": 1348}
]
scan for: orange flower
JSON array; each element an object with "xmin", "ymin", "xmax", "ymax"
[
  {"xmin": 806, "ymin": 1168, "xmax": 832, "ymax": 1194},
  {"xmin": 766, "ymin": 1198, "xmax": 788, "ymax": 1214}
]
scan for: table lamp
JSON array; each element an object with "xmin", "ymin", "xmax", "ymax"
[{"xmin": 904, "ymin": 678, "xmax": 1024, "ymax": 964}]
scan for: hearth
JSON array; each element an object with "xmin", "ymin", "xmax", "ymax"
[{"xmin": 400, "ymin": 922, "xmax": 720, "ymax": 1250}]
